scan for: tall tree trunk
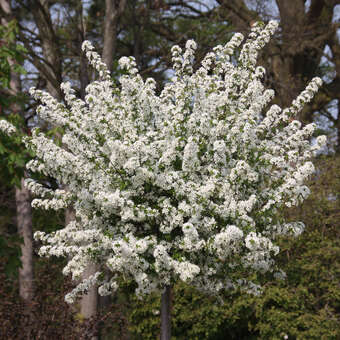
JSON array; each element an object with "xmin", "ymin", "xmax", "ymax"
[
  {"xmin": 80, "ymin": 264, "xmax": 99, "ymax": 318},
  {"xmin": 335, "ymin": 100, "xmax": 340, "ymax": 154},
  {"xmin": 77, "ymin": 1, "xmax": 90, "ymax": 99},
  {"xmin": 102, "ymin": 0, "xmax": 127, "ymax": 72},
  {"xmin": 16, "ymin": 178, "xmax": 34, "ymax": 302},
  {"xmin": 0, "ymin": 0, "xmax": 34, "ymax": 304},
  {"xmin": 161, "ymin": 285, "xmax": 171, "ymax": 340},
  {"xmin": 30, "ymin": 0, "xmax": 62, "ymax": 99}
]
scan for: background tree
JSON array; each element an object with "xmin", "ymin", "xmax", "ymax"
[{"xmin": 215, "ymin": 0, "xmax": 340, "ymax": 151}]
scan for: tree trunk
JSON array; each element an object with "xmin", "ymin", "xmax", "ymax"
[
  {"xmin": 102, "ymin": 0, "xmax": 127, "ymax": 72},
  {"xmin": 161, "ymin": 285, "xmax": 171, "ymax": 340},
  {"xmin": 65, "ymin": 200, "xmax": 100, "ymax": 338},
  {"xmin": 335, "ymin": 100, "xmax": 340, "ymax": 154},
  {"xmin": 77, "ymin": 2, "xmax": 90, "ymax": 100},
  {"xmin": 30, "ymin": 0, "xmax": 62, "ymax": 99},
  {"xmin": 80, "ymin": 264, "xmax": 99, "ymax": 319},
  {"xmin": 16, "ymin": 178, "xmax": 34, "ymax": 302}
]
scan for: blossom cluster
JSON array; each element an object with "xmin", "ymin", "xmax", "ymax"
[
  {"xmin": 0, "ymin": 119, "xmax": 16, "ymax": 135},
  {"xmin": 25, "ymin": 21, "xmax": 326, "ymax": 303}
]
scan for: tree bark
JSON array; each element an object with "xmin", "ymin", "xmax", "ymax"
[
  {"xmin": 0, "ymin": 0, "xmax": 35, "ymax": 304},
  {"xmin": 16, "ymin": 178, "xmax": 34, "ymax": 302},
  {"xmin": 161, "ymin": 285, "xmax": 171, "ymax": 340},
  {"xmin": 29, "ymin": 0, "xmax": 62, "ymax": 99},
  {"xmin": 102, "ymin": 0, "xmax": 127, "ymax": 72},
  {"xmin": 80, "ymin": 264, "xmax": 99, "ymax": 319},
  {"xmin": 77, "ymin": 2, "xmax": 90, "ymax": 100}
]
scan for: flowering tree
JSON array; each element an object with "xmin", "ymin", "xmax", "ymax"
[{"xmin": 5, "ymin": 20, "xmax": 326, "ymax": 339}]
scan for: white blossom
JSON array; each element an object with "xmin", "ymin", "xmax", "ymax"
[
  {"xmin": 25, "ymin": 21, "xmax": 325, "ymax": 302},
  {"xmin": 0, "ymin": 119, "xmax": 16, "ymax": 135}
]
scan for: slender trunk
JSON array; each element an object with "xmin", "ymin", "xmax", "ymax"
[
  {"xmin": 161, "ymin": 285, "xmax": 171, "ymax": 340},
  {"xmin": 65, "ymin": 199, "xmax": 100, "ymax": 339},
  {"xmin": 79, "ymin": 263, "xmax": 99, "ymax": 340},
  {"xmin": 80, "ymin": 264, "xmax": 99, "ymax": 319},
  {"xmin": 65, "ymin": 206, "xmax": 75, "ymax": 226},
  {"xmin": 16, "ymin": 178, "xmax": 34, "ymax": 301},
  {"xmin": 335, "ymin": 102, "xmax": 340, "ymax": 154},
  {"xmin": 78, "ymin": 2, "xmax": 90, "ymax": 99},
  {"xmin": 102, "ymin": 0, "xmax": 127, "ymax": 72},
  {"xmin": 16, "ymin": 177, "xmax": 34, "ymax": 340},
  {"xmin": 30, "ymin": 0, "xmax": 62, "ymax": 100}
]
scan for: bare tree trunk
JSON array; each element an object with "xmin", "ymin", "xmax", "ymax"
[
  {"xmin": 30, "ymin": 0, "xmax": 62, "ymax": 99},
  {"xmin": 102, "ymin": 0, "xmax": 127, "ymax": 72},
  {"xmin": 161, "ymin": 285, "xmax": 171, "ymax": 340},
  {"xmin": 335, "ymin": 101, "xmax": 340, "ymax": 154},
  {"xmin": 65, "ymin": 206, "xmax": 76, "ymax": 226},
  {"xmin": 80, "ymin": 264, "xmax": 99, "ymax": 318},
  {"xmin": 0, "ymin": 0, "xmax": 35, "ymax": 304},
  {"xmin": 64, "ymin": 192, "xmax": 100, "ymax": 337},
  {"xmin": 16, "ymin": 178, "xmax": 34, "ymax": 302},
  {"xmin": 77, "ymin": 1, "xmax": 90, "ymax": 99}
]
